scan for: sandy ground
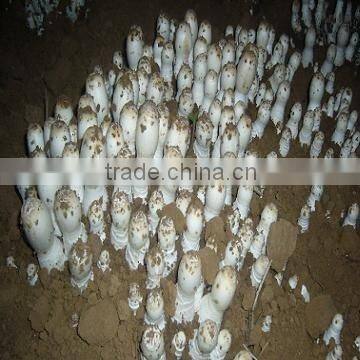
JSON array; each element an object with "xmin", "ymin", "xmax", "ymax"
[{"xmin": 0, "ymin": 0, "xmax": 359, "ymax": 359}]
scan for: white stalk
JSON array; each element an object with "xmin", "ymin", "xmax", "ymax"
[
  {"xmin": 189, "ymin": 320, "xmax": 218, "ymax": 359},
  {"xmin": 323, "ymin": 314, "xmax": 344, "ymax": 345},
  {"xmin": 308, "ymin": 72, "xmax": 325, "ymax": 111},
  {"xmin": 194, "ymin": 114, "xmax": 213, "ymax": 158},
  {"xmin": 310, "ymin": 131, "xmax": 325, "ymax": 158},
  {"xmin": 97, "ymin": 250, "xmax": 111, "ymax": 272},
  {"xmin": 148, "ymin": 189, "xmax": 165, "ymax": 235},
  {"xmin": 326, "ymin": 345, "xmax": 343, "ymax": 360},
  {"xmin": 343, "ymin": 203, "xmax": 359, "ymax": 228},
  {"xmin": 182, "ymin": 200, "xmax": 204, "ymax": 253},
  {"xmin": 21, "ymin": 198, "xmax": 66, "ymax": 271},
  {"xmin": 299, "ymin": 110, "xmax": 314, "ymax": 147},
  {"xmin": 158, "ymin": 216, "xmax": 178, "ymax": 277},
  {"xmin": 126, "ymin": 209, "xmax": 150, "ymax": 270},
  {"xmin": 250, "ymin": 255, "xmax": 270, "ymax": 288},
  {"xmin": 334, "ymin": 23, "xmax": 350, "ymax": 67},
  {"xmin": 173, "ymin": 252, "xmax": 204, "ymax": 324},
  {"xmin": 140, "ymin": 326, "xmax": 165, "ymax": 360},
  {"xmin": 345, "ymin": 32, "xmax": 359, "ymax": 62},
  {"xmin": 235, "ymin": 49, "xmax": 257, "ymax": 105},
  {"xmin": 249, "ymin": 233, "xmax": 266, "ymax": 260},
  {"xmin": 279, "ymin": 127, "xmax": 292, "ymax": 157},
  {"xmin": 69, "ymin": 242, "xmax": 93, "ymax": 292},
  {"xmin": 54, "ymin": 188, "xmax": 86, "ymax": 257},
  {"xmin": 331, "ymin": 112, "xmax": 348, "ymax": 146},
  {"xmin": 144, "ymin": 289, "xmax": 166, "ymax": 331},
  {"xmin": 286, "ymin": 102, "xmax": 302, "ymax": 139},
  {"xmin": 111, "ymin": 190, "xmax": 131, "ymax": 250},
  {"xmin": 86, "ymin": 72, "xmax": 110, "ymax": 126},
  {"xmin": 302, "ymin": 27, "xmax": 316, "ymax": 68},
  {"xmin": 271, "ymin": 80, "xmax": 291, "ymax": 134},
  {"xmin": 257, "ymin": 48, "xmax": 267, "ymax": 81},
  {"xmin": 127, "ymin": 25, "xmax": 144, "ymax": 70},
  {"xmin": 54, "ymin": 95, "xmax": 74, "ymax": 125},
  {"xmin": 128, "ymin": 282, "xmax": 143, "ymax": 315},
  {"xmin": 176, "ymin": 64, "xmax": 193, "ymax": 100},
  {"xmin": 145, "ymin": 246, "xmax": 165, "ymax": 290},
  {"xmin": 251, "ymin": 100, "xmax": 271, "ymax": 139},
  {"xmin": 298, "ymin": 204, "xmax": 311, "ymax": 233},
  {"xmin": 172, "ymin": 331, "xmax": 186, "ymax": 359}
]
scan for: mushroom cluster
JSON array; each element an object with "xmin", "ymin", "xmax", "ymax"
[{"xmin": 18, "ymin": 2, "xmax": 359, "ymax": 359}]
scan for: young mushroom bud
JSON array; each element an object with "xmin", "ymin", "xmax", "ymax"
[
  {"xmin": 235, "ymin": 49, "xmax": 257, "ymax": 105},
  {"xmin": 343, "ymin": 203, "xmax": 359, "ymax": 228},
  {"xmin": 204, "ymin": 183, "xmax": 226, "ymax": 222},
  {"xmin": 194, "ymin": 114, "xmax": 214, "ymax": 158},
  {"xmin": 126, "ymin": 209, "xmax": 150, "ymax": 270},
  {"xmin": 27, "ymin": 123, "xmax": 44, "ymax": 154},
  {"xmin": 326, "ymin": 345, "xmax": 342, "ymax": 360},
  {"xmin": 145, "ymin": 246, "xmax": 165, "ymax": 289},
  {"xmin": 250, "ymin": 255, "xmax": 270, "ymax": 288},
  {"xmin": 210, "ymin": 328, "xmax": 232, "ymax": 360},
  {"xmin": 298, "ymin": 204, "xmax": 311, "ymax": 233},
  {"xmin": 54, "ymin": 188, "xmax": 87, "ymax": 256},
  {"xmin": 172, "ymin": 331, "xmax": 187, "ymax": 359},
  {"xmin": 331, "ymin": 112, "xmax": 348, "ymax": 146},
  {"xmin": 271, "ymin": 80, "xmax": 291, "ymax": 134},
  {"xmin": 112, "ymin": 73, "xmax": 134, "ymax": 123},
  {"xmin": 345, "ymin": 32, "xmax": 359, "ymax": 62},
  {"xmin": 158, "ymin": 216, "xmax": 178, "ymax": 277},
  {"xmin": 165, "ymin": 116, "xmax": 190, "ymax": 157},
  {"xmin": 153, "ymin": 35, "xmax": 164, "ymax": 69},
  {"xmin": 299, "ymin": 110, "xmax": 314, "ymax": 147},
  {"xmin": 323, "ymin": 314, "xmax": 344, "ymax": 345},
  {"xmin": 256, "ymin": 203, "xmax": 278, "ymax": 240},
  {"xmin": 111, "ymin": 191, "xmax": 131, "ymax": 250},
  {"xmin": 307, "ymin": 185, "xmax": 324, "ymax": 212},
  {"xmin": 148, "ymin": 189, "xmax": 165, "ymax": 235},
  {"xmin": 146, "ymin": 72, "xmax": 164, "ymax": 105},
  {"xmin": 286, "ymin": 51, "xmax": 301, "ymax": 82},
  {"xmin": 201, "ymin": 70, "xmax": 218, "ymax": 114},
  {"xmin": 140, "ymin": 326, "xmax": 165, "ymax": 360},
  {"xmin": 189, "ymin": 319, "xmax": 219, "ymax": 358},
  {"xmin": 161, "ymin": 42, "xmax": 174, "ymax": 84},
  {"xmin": 157, "ymin": 13, "xmax": 170, "ymax": 41},
  {"xmin": 49, "ymin": 120, "xmax": 71, "ymax": 157},
  {"xmin": 106, "ymin": 123, "xmax": 125, "ymax": 158},
  {"xmin": 302, "ymin": 27, "xmax": 316, "ymax": 68},
  {"xmin": 21, "ymin": 198, "xmax": 66, "ymax": 271},
  {"xmin": 128, "ymin": 282, "xmax": 143, "ymax": 315},
  {"xmin": 334, "ymin": 23, "xmax": 350, "ymax": 67},
  {"xmin": 27, "ymin": 263, "xmax": 38, "ymax": 286},
  {"xmin": 85, "ymin": 72, "xmax": 110, "ymax": 126},
  {"xmin": 249, "ymin": 233, "xmax": 266, "ymax": 260},
  {"xmin": 182, "ymin": 199, "xmax": 204, "ymax": 253},
  {"xmin": 308, "ymin": 72, "xmax": 325, "ymax": 111},
  {"xmin": 325, "ymin": 72, "xmax": 335, "ymax": 95},
  {"xmin": 237, "ymin": 114, "xmax": 252, "ymax": 157},
  {"xmin": 144, "ymin": 289, "xmax": 166, "ymax": 330},
  {"xmin": 176, "ymin": 64, "xmax": 193, "ymax": 100},
  {"xmin": 192, "ymin": 53, "xmax": 207, "ymax": 107},
  {"xmin": 69, "ymin": 242, "xmax": 93, "ymax": 292},
  {"xmin": 88, "ymin": 200, "xmax": 106, "ymax": 243},
  {"xmin": 251, "ymin": 100, "xmax": 272, "ymax": 139},
  {"xmin": 310, "ymin": 131, "xmax": 324, "ymax": 158},
  {"xmin": 178, "ymin": 88, "xmax": 195, "ymax": 118},
  {"xmin": 174, "ymin": 21, "xmax": 192, "ymax": 76},
  {"xmin": 234, "ymin": 351, "xmax": 253, "ymax": 360},
  {"xmin": 199, "ymin": 266, "xmax": 237, "ymax": 326},
  {"xmin": 269, "ymin": 64, "xmax": 286, "ymax": 94},
  {"xmin": 219, "ymin": 238, "xmax": 242, "ymax": 269},
  {"xmin": 173, "ymin": 252, "xmax": 204, "ymax": 323},
  {"xmin": 126, "ymin": 25, "xmax": 144, "ymax": 70},
  {"xmin": 97, "ymin": 250, "xmax": 111, "ymax": 272},
  {"xmin": 279, "ymin": 128, "xmax": 292, "ymax": 157},
  {"xmin": 233, "ymin": 185, "xmax": 254, "ymax": 220}
]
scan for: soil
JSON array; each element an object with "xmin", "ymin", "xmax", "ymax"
[{"xmin": 0, "ymin": 0, "xmax": 359, "ymax": 359}]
